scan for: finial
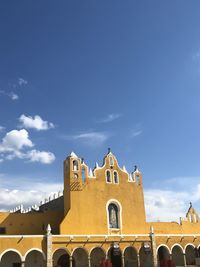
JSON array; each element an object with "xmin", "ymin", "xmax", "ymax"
[
  {"xmin": 190, "ymin": 202, "xmax": 192, "ymax": 208},
  {"xmin": 46, "ymin": 224, "xmax": 51, "ymax": 235},
  {"xmin": 81, "ymin": 157, "xmax": 84, "ymax": 163},
  {"xmin": 108, "ymin": 147, "xmax": 111, "ymax": 154},
  {"xmin": 134, "ymin": 165, "xmax": 137, "ymax": 171}
]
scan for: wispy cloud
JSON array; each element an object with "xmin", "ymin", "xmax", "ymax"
[
  {"xmin": 66, "ymin": 131, "xmax": 109, "ymax": 147},
  {"xmin": 131, "ymin": 130, "xmax": 142, "ymax": 137},
  {"xmin": 97, "ymin": 113, "xmax": 122, "ymax": 123},
  {"xmin": 0, "ymin": 129, "xmax": 55, "ymax": 164},
  {"xmin": 18, "ymin": 78, "xmax": 28, "ymax": 86},
  {"xmin": 19, "ymin": 114, "xmax": 55, "ymax": 131},
  {"xmin": 0, "ymin": 90, "xmax": 19, "ymax": 101},
  {"xmin": 130, "ymin": 124, "xmax": 143, "ymax": 138}
]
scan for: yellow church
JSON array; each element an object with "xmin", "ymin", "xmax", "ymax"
[{"xmin": 0, "ymin": 150, "xmax": 200, "ymax": 267}]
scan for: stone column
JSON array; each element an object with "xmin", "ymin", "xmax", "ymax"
[
  {"xmin": 169, "ymin": 254, "xmax": 172, "ymax": 260},
  {"xmin": 88, "ymin": 256, "xmax": 91, "ymax": 267},
  {"xmin": 137, "ymin": 253, "xmax": 140, "ymax": 267},
  {"xmin": 122, "ymin": 255, "xmax": 125, "ymax": 267},
  {"xmin": 21, "ymin": 261, "xmax": 25, "ymax": 267},
  {"xmin": 46, "ymin": 224, "xmax": 53, "ymax": 267},
  {"xmin": 150, "ymin": 226, "xmax": 157, "ymax": 267},
  {"xmin": 69, "ymin": 255, "xmax": 73, "ymax": 267},
  {"xmin": 183, "ymin": 253, "xmax": 187, "ymax": 267}
]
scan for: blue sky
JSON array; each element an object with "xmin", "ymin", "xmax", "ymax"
[{"xmin": 1, "ymin": 1, "xmax": 200, "ymax": 220}]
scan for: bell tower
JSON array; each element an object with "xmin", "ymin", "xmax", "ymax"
[{"xmin": 63, "ymin": 151, "xmax": 89, "ymax": 215}]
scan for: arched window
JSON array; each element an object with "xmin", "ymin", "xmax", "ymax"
[
  {"xmin": 108, "ymin": 203, "xmax": 119, "ymax": 228},
  {"xmin": 113, "ymin": 171, "xmax": 119, "ymax": 184},
  {"xmin": 106, "ymin": 170, "xmax": 111, "ymax": 183},
  {"xmin": 73, "ymin": 160, "xmax": 79, "ymax": 171}
]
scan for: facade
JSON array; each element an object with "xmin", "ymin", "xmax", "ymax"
[{"xmin": 0, "ymin": 150, "xmax": 200, "ymax": 267}]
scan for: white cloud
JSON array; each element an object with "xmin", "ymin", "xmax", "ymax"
[
  {"xmin": 144, "ymin": 189, "xmax": 188, "ymax": 222},
  {"xmin": 0, "ymin": 182, "xmax": 63, "ymax": 211},
  {"xmin": 19, "ymin": 114, "xmax": 55, "ymax": 131},
  {"xmin": 97, "ymin": 113, "xmax": 122, "ymax": 123},
  {"xmin": 144, "ymin": 176, "xmax": 200, "ymax": 222},
  {"xmin": 0, "ymin": 129, "xmax": 33, "ymax": 153},
  {"xmin": 26, "ymin": 150, "xmax": 55, "ymax": 164},
  {"xmin": 0, "ymin": 129, "xmax": 55, "ymax": 164},
  {"xmin": 70, "ymin": 131, "xmax": 109, "ymax": 146},
  {"xmin": 18, "ymin": 78, "xmax": 28, "ymax": 86}
]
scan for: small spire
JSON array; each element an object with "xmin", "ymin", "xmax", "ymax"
[
  {"xmin": 46, "ymin": 224, "xmax": 51, "ymax": 235},
  {"xmin": 108, "ymin": 147, "xmax": 111, "ymax": 154},
  {"xmin": 190, "ymin": 202, "xmax": 192, "ymax": 208},
  {"xmin": 95, "ymin": 162, "xmax": 99, "ymax": 168},
  {"xmin": 89, "ymin": 168, "xmax": 93, "ymax": 177},
  {"xmin": 81, "ymin": 157, "xmax": 84, "ymax": 163},
  {"xmin": 122, "ymin": 165, "xmax": 127, "ymax": 173}
]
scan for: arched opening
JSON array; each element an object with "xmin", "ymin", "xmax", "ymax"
[
  {"xmin": 73, "ymin": 248, "xmax": 88, "ymax": 267},
  {"xmin": 90, "ymin": 247, "xmax": 106, "ymax": 267},
  {"xmin": 185, "ymin": 245, "xmax": 196, "ymax": 265},
  {"xmin": 53, "ymin": 249, "xmax": 73, "ymax": 267},
  {"xmin": 106, "ymin": 170, "xmax": 111, "ymax": 183},
  {"xmin": 108, "ymin": 245, "xmax": 122, "ymax": 267},
  {"xmin": 124, "ymin": 247, "xmax": 138, "ymax": 267},
  {"xmin": 73, "ymin": 160, "xmax": 79, "ymax": 171},
  {"xmin": 25, "ymin": 250, "xmax": 44, "ymax": 267},
  {"xmin": 171, "ymin": 245, "xmax": 184, "ymax": 266},
  {"xmin": 157, "ymin": 246, "xmax": 170, "ymax": 263},
  {"xmin": 139, "ymin": 246, "xmax": 153, "ymax": 267},
  {"xmin": 0, "ymin": 250, "xmax": 22, "ymax": 267},
  {"xmin": 113, "ymin": 171, "xmax": 119, "ymax": 184},
  {"xmin": 108, "ymin": 203, "xmax": 119, "ymax": 229}
]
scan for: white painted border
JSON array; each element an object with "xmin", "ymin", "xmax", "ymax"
[
  {"xmin": 106, "ymin": 199, "xmax": 123, "ymax": 233},
  {"xmin": 24, "ymin": 248, "xmax": 46, "ymax": 261},
  {"xmin": 52, "ymin": 247, "xmax": 70, "ymax": 256},
  {"xmin": 0, "ymin": 248, "xmax": 23, "ymax": 262},
  {"xmin": 105, "ymin": 169, "xmax": 112, "ymax": 184},
  {"xmin": 113, "ymin": 170, "xmax": 119, "ymax": 184},
  {"xmin": 156, "ymin": 244, "xmax": 171, "ymax": 254},
  {"xmin": 89, "ymin": 246, "xmax": 106, "ymax": 257},
  {"xmin": 72, "ymin": 246, "xmax": 88, "ymax": 257},
  {"xmin": 171, "ymin": 243, "xmax": 184, "ymax": 253},
  {"xmin": 184, "ymin": 243, "xmax": 196, "ymax": 252}
]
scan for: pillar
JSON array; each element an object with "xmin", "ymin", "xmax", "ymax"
[
  {"xmin": 150, "ymin": 226, "xmax": 157, "ymax": 267},
  {"xmin": 21, "ymin": 262, "xmax": 25, "ymax": 267},
  {"xmin": 137, "ymin": 253, "xmax": 140, "ymax": 267},
  {"xmin": 69, "ymin": 255, "xmax": 73, "ymax": 267},
  {"xmin": 46, "ymin": 224, "xmax": 53, "ymax": 267},
  {"xmin": 122, "ymin": 255, "xmax": 125, "ymax": 267},
  {"xmin": 183, "ymin": 253, "xmax": 187, "ymax": 267},
  {"xmin": 88, "ymin": 256, "xmax": 91, "ymax": 267}
]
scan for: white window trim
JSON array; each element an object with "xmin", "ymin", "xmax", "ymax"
[
  {"xmin": 113, "ymin": 171, "xmax": 119, "ymax": 184},
  {"xmin": 106, "ymin": 199, "xmax": 122, "ymax": 232},
  {"xmin": 105, "ymin": 169, "xmax": 112, "ymax": 184}
]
